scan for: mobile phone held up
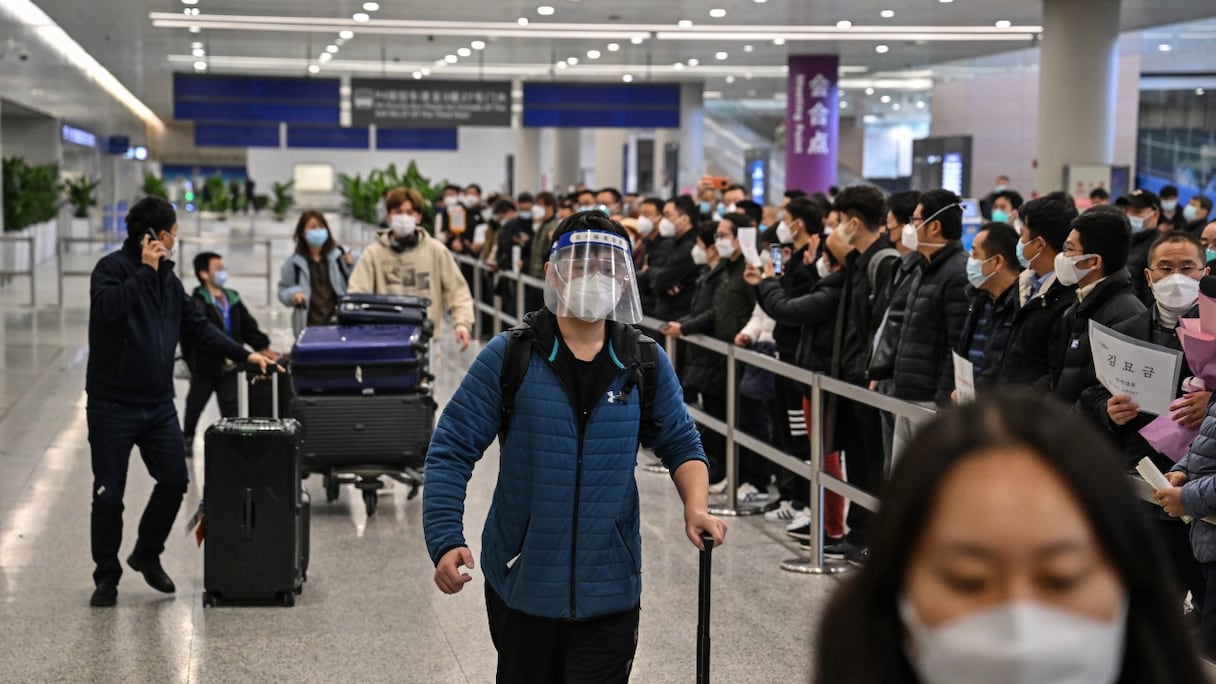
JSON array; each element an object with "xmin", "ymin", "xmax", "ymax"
[{"xmin": 770, "ymin": 245, "xmax": 783, "ymax": 276}]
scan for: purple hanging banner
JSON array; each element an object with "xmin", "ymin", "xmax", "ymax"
[{"xmin": 785, "ymin": 55, "xmax": 839, "ymax": 194}]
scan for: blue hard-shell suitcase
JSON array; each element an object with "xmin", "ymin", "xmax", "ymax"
[{"xmin": 291, "ymin": 324, "xmax": 429, "ymax": 395}]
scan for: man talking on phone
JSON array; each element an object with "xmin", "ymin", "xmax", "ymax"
[{"xmin": 86, "ymin": 197, "xmax": 277, "ymax": 607}]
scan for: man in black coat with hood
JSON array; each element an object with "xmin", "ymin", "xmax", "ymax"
[{"xmin": 86, "ymin": 197, "xmax": 276, "ymax": 608}]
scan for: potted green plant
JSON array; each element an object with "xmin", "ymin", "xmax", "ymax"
[
  {"xmin": 199, "ymin": 172, "xmax": 232, "ymax": 223},
  {"xmin": 2, "ymin": 157, "xmax": 62, "ymax": 270},
  {"xmin": 65, "ymin": 175, "xmax": 100, "ymax": 238},
  {"xmin": 141, "ymin": 172, "xmax": 168, "ymax": 200},
  {"xmin": 271, "ymin": 181, "xmax": 294, "ymax": 221}
]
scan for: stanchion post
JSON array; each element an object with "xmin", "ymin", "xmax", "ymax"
[
  {"xmin": 515, "ymin": 271, "xmax": 526, "ymax": 320},
  {"xmin": 492, "ymin": 294, "xmax": 503, "ymax": 334},
  {"xmin": 27, "ymin": 237, "xmax": 36, "ymax": 307},
  {"xmin": 56, "ymin": 237, "xmax": 64, "ymax": 308},
  {"xmin": 724, "ymin": 345, "xmax": 738, "ymax": 510},
  {"xmin": 471, "ymin": 260, "xmax": 483, "ymax": 341},
  {"xmin": 264, "ymin": 239, "xmax": 273, "ymax": 306}
]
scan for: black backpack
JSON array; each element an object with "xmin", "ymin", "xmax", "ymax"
[{"xmin": 498, "ymin": 323, "xmax": 661, "ymax": 442}]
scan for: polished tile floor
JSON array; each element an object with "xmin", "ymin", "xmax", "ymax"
[{"xmin": 0, "ymin": 222, "xmax": 835, "ymax": 683}]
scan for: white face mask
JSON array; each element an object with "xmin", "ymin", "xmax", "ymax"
[
  {"xmin": 658, "ymin": 217, "xmax": 677, "ymax": 238},
  {"xmin": 561, "ymin": 272, "xmax": 622, "ymax": 322},
  {"xmin": 776, "ymin": 220, "xmax": 794, "ymax": 245},
  {"xmin": 901, "ymin": 223, "xmax": 919, "ymax": 251},
  {"xmin": 900, "ymin": 597, "xmax": 1127, "ymax": 684},
  {"xmin": 835, "ymin": 218, "xmax": 857, "ymax": 245},
  {"xmin": 815, "ymin": 256, "xmax": 831, "ymax": 278},
  {"xmin": 1054, "ymin": 252, "xmax": 1096, "ymax": 286},
  {"xmin": 1152, "ymin": 273, "xmax": 1201, "ymax": 312},
  {"xmin": 715, "ymin": 238, "xmax": 736, "ymax": 260},
  {"xmin": 725, "ymin": 203, "xmax": 737, "ymax": 215},
  {"xmin": 907, "ymin": 204, "xmax": 958, "ymax": 252},
  {"xmin": 461, "ymin": 194, "xmax": 479, "ymax": 208},
  {"xmin": 636, "ymin": 215, "xmax": 655, "ymax": 237},
  {"xmin": 390, "ymin": 213, "xmax": 417, "ymax": 239},
  {"xmin": 691, "ymin": 244, "xmax": 709, "ymax": 265},
  {"xmin": 443, "ymin": 195, "xmax": 459, "ymax": 207}
]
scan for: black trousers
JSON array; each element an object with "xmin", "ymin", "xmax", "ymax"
[
  {"xmin": 840, "ymin": 399, "xmax": 887, "ymax": 547},
  {"xmin": 485, "ymin": 584, "xmax": 639, "ymax": 684},
  {"xmin": 88, "ymin": 398, "xmax": 189, "ymax": 585},
  {"xmin": 181, "ymin": 371, "xmax": 238, "ymax": 440}
]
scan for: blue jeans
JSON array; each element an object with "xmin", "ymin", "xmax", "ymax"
[{"xmin": 87, "ymin": 398, "xmax": 188, "ymax": 586}]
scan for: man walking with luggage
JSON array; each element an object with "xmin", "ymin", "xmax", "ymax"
[
  {"xmin": 87, "ymin": 197, "xmax": 276, "ymax": 607},
  {"xmin": 423, "ymin": 211, "xmax": 727, "ymax": 683}
]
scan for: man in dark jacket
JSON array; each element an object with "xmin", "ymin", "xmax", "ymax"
[
  {"xmin": 1118, "ymin": 189, "xmax": 1162, "ymax": 304},
  {"xmin": 1052, "ymin": 205, "xmax": 1146, "ymax": 409},
  {"xmin": 640, "ymin": 195, "xmax": 701, "ymax": 321},
  {"xmin": 890, "ymin": 189, "xmax": 970, "ymax": 457},
  {"xmin": 181, "ymin": 252, "xmax": 280, "ymax": 455},
  {"xmin": 956, "ymin": 223, "xmax": 1021, "ymax": 393},
  {"xmin": 823, "ymin": 185, "xmax": 900, "ymax": 563},
  {"xmin": 994, "ymin": 191, "xmax": 1078, "ymax": 388},
  {"xmin": 87, "ymin": 198, "xmax": 276, "ymax": 607},
  {"xmin": 1185, "ymin": 195, "xmax": 1213, "ymax": 237},
  {"xmin": 1090, "ymin": 231, "xmax": 1209, "ymax": 617}
]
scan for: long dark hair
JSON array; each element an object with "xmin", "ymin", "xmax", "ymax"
[
  {"xmin": 294, "ymin": 209, "xmax": 335, "ymax": 256},
  {"xmin": 814, "ymin": 393, "xmax": 1204, "ymax": 683}
]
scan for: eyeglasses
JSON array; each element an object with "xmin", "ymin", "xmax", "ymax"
[{"xmin": 1149, "ymin": 264, "xmax": 1201, "ymax": 276}]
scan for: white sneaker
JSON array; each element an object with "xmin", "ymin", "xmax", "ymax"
[
  {"xmin": 785, "ymin": 509, "xmax": 812, "ymax": 533},
  {"xmin": 709, "ymin": 478, "xmax": 729, "ymax": 494},
  {"xmin": 737, "ymin": 482, "xmax": 769, "ymax": 504},
  {"xmin": 764, "ymin": 500, "xmax": 797, "ymax": 522}
]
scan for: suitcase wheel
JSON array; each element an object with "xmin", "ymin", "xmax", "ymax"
[
  {"xmin": 363, "ymin": 489, "xmax": 378, "ymax": 517},
  {"xmin": 324, "ymin": 475, "xmax": 340, "ymax": 503},
  {"xmin": 202, "ymin": 591, "xmax": 214, "ymax": 608},
  {"xmin": 280, "ymin": 591, "xmax": 295, "ymax": 607}
]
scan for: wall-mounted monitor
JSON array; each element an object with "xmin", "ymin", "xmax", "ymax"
[{"xmin": 293, "ymin": 163, "xmax": 335, "ymax": 193}]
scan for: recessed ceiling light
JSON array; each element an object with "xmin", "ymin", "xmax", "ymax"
[
  {"xmin": 715, "ymin": 51, "xmax": 728, "ymax": 60},
  {"xmin": 880, "ymin": 9, "xmax": 895, "ymax": 18},
  {"xmin": 339, "ymin": 30, "xmax": 354, "ymax": 39},
  {"xmin": 939, "ymin": 0, "xmax": 954, "ymax": 3},
  {"xmin": 622, "ymin": 74, "xmax": 634, "ymax": 83},
  {"xmin": 587, "ymin": 49, "xmax": 601, "ymax": 59},
  {"xmin": 189, "ymin": 25, "xmax": 200, "ymax": 33},
  {"xmin": 191, "ymin": 41, "xmax": 203, "ymax": 49},
  {"xmin": 1197, "ymin": 87, "xmax": 1205, "ymax": 95},
  {"xmin": 836, "ymin": 20, "xmax": 852, "ymax": 29},
  {"xmin": 319, "ymin": 53, "xmax": 332, "ymax": 63},
  {"xmin": 725, "ymin": 75, "xmax": 735, "ymax": 84},
  {"xmin": 678, "ymin": 19, "xmax": 693, "ymax": 28},
  {"xmin": 518, "ymin": 17, "xmax": 529, "ymax": 26},
  {"xmin": 607, "ymin": 43, "xmax": 620, "ymax": 52},
  {"xmin": 916, "ymin": 100, "xmax": 926, "ymax": 108},
  {"xmin": 421, "ymin": 68, "xmax": 431, "ymax": 75},
  {"xmin": 865, "ymin": 87, "xmax": 874, "ymax": 94},
  {"xmin": 326, "ymin": 44, "xmax": 338, "ymax": 53},
  {"xmin": 556, "ymin": 61, "xmax": 567, "ymax": 69},
  {"xmin": 1157, "ymin": 43, "xmax": 1172, "ymax": 52},
  {"xmin": 335, "ymin": 38, "xmax": 346, "ymax": 46},
  {"xmin": 308, "ymin": 64, "xmax": 320, "ymax": 73},
  {"xmin": 880, "ymin": 95, "xmax": 891, "ymax": 103},
  {"xmin": 457, "ymin": 47, "xmax": 471, "ymax": 57},
  {"xmin": 840, "ymin": 101, "xmax": 848, "ymax": 109},
  {"xmin": 352, "ymin": 12, "xmax": 369, "ymax": 22},
  {"xmin": 753, "ymin": 0, "xmax": 766, "ymax": 3},
  {"xmin": 362, "ymin": 1, "xmax": 379, "ymax": 10},
  {"xmin": 892, "ymin": 103, "xmax": 901, "ymax": 111},
  {"xmin": 673, "ymin": 62, "xmax": 685, "ymax": 70},
  {"xmin": 191, "ymin": 48, "xmax": 205, "ymax": 57},
  {"xmin": 471, "ymin": 40, "xmax": 486, "ymax": 50},
  {"xmin": 687, "ymin": 58, "xmax": 700, "ymax": 66},
  {"xmin": 875, "ymin": 44, "xmax": 889, "ymax": 53},
  {"xmin": 709, "ymin": 8, "xmax": 726, "ymax": 18},
  {"xmin": 773, "ymin": 37, "xmax": 785, "ymax": 45},
  {"xmin": 193, "ymin": 60, "xmax": 206, "ymax": 70},
  {"xmin": 181, "ymin": 0, "xmax": 198, "ymax": 4},
  {"xmin": 995, "ymin": 19, "xmax": 1012, "ymax": 28},
  {"xmin": 447, "ymin": 54, "xmax": 462, "ymax": 63},
  {"xmin": 434, "ymin": 59, "xmax": 446, "ymax": 67},
  {"xmin": 630, "ymin": 36, "xmax": 644, "ymax": 44},
  {"xmin": 743, "ymin": 44, "xmax": 754, "ymax": 52},
  {"xmin": 413, "ymin": 71, "xmax": 423, "ymax": 79},
  {"xmin": 567, "ymin": 57, "xmax": 579, "ymax": 65},
  {"xmin": 537, "ymin": 5, "xmax": 555, "ymax": 16}
]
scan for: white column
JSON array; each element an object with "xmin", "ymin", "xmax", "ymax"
[
  {"xmin": 552, "ymin": 127, "xmax": 581, "ymax": 193},
  {"xmin": 678, "ymin": 82, "xmax": 706, "ymax": 195},
  {"xmin": 1034, "ymin": 0, "xmax": 1121, "ymax": 192},
  {"xmin": 515, "ymin": 126, "xmax": 541, "ymax": 195},
  {"xmin": 593, "ymin": 129, "xmax": 629, "ymax": 192}
]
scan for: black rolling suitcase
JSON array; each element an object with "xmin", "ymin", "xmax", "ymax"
[
  {"xmin": 248, "ymin": 353, "xmax": 294, "ymax": 419},
  {"xmin": 698, "ymin": 532, "xmax": 715, "ymax": 683},
  {"xmin": 292, "ymin": 393, "xmax": 435, "ymax": 473},
  {"xmin": 337, "ymin": 293, "xmax": 432, "ymax": 330},
  {"xmin": 203, "ymin": 365, "xmax": 307, "ymax": 607}
]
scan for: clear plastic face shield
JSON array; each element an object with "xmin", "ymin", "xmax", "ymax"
[{"xmin": 544, "ymin": 217, "xmax": 644, "ymax": 324}]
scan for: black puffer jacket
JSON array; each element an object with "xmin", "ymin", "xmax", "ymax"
[
  {"xmin": 891, "ymin": 243, "xmax": 970, "ymax": 405},
  {"xmin": 640, "ymin": 230, "xmax": 700, "ymax": 320},
  {"xmin": 993, "ymin": 270, "xmax": 1075, "ymax": 389},
  {"xmin": 834, "ymin": 236, "xmax": 900, "ymax": 385},
  {"xmin": 1053, "ymin": 269, "xmax": 1147, "ymax": 408},
  {"xmin": 756, "ymin": 270, "xmax": 845, "ymax": 376},
  {"xmin": 955, "ymin": 281, "xmax": 1020, "ymax": 392},
  {"xmin": 680, "ymin": 257, "xmax": 755, "ymax": 395},
  {"xmin": 770, "ymin": 243, "xmax": 818, "ymax": 359},
  {"xmin": 867, "ymin": 250, "xmax": 924, "ymax": 382}
]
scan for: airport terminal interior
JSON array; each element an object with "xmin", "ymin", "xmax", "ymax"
[{"xmin": 3, "ymin": 0, "xmax": 1216, "ymax": 682}]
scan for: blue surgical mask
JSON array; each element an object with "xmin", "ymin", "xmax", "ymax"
[
  {"xmin": 991, "ymin": 208, "xmax": 1009, "ymax": 224},
  {"xmin": 212, "ymin": 269, "xmax": 229, "ymax": 288},
  {"xmin": 1128, "ymin": 215, "xmax": 1146, "ymax": 233},
  {"xmin": 699, "ymin": 201, "xmax": 712, "ymax": 216},
  {"xmin": 305, "ymin": 227, "xmax": 329, "ymax": 247},
  {"xmin": 1206, "ymin": 248, "xmax": 1216, "ymax": 264},
  {"xmin": 966, "ymin": 256, "xmax": 995, "ymax": 288},
  {"xmin": 716, "ymin": 202, "xmax": 726, "ymax": 216},
  {"xmin": 518, "ymin": 210, "xmax": 532, "ymax": 221},
  {"xmin": 1015, "ymin": 237, "xmax": 1041, "ymax": 269}
]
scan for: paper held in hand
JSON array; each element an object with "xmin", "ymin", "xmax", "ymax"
[
  {"xmin": 1135, "ymin": 457, "xmax": 1192, "ymax": 524},
  {"xmin": 1088, "ymin": 320, "xmax": 1184, "ymax": 416},
  {"xmin": 952, "ymin": 352, "xmax": 975, "ymax": 404},
  {"xmin": 738, "ymin": 227, "xmax": 762, "ymax": 268}
]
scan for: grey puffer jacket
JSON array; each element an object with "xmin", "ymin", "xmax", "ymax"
[{"xmin": 1171, "ymin": 412, "xmax": 1216, "ymax": 563}]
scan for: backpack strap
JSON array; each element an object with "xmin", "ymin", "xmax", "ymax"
[
  {"xmin": 335, "ymin": 245, "xmax": 353, "ymax": 282},
  {"xmin": 866, "ymin": 247, "xmax": 900, "ymax": 293},
  {"xmin": 498, "ymin": 324, "xmax": 535, "ymax": 441},
  {"xmin": 637, "ymin": 335, "xmax": 661, "ymax": 440}
]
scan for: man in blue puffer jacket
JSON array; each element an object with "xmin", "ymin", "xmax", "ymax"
[{"xmin": 423, "ymin": 211, "xmax": 726, "ymax": 683}]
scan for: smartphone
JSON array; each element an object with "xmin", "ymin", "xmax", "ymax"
[{"xmin": 770, "ymin": 245, "xmax": 783, "ymax": 276}]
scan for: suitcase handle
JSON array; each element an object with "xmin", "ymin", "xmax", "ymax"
[
  {"xmin": 242, "ymin": 488, "xmax": 254, "ymax": 540},
  {"xmin": 236, "ymin": 363, "xmax": 284, "ymax": 419},
  {"xmin": 697, "ymin": 532, "xmax": 714, "ymax": 684}
]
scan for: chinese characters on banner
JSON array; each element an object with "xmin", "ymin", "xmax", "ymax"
[
  {"xmin": 785, "ymin": 55, "xmax": 839, "ymax": 193},
  {"xmin": 350, "ymin": 78, "xmax": 512, "ymax": 128},
  {"xmin": 1088, "ymin": 320, "xmax": 1184, "ymax": 416}
]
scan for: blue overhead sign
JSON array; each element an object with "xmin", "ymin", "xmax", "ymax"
[
  {"xmin": 522, "ymin": 83, "xmax": 681, "ymax": 128},
  {"xmin": 174, "ymin": 73, "xmax": 340, "ymax": 124},
  {"xmin": 62, "ymin": 124, "xmax": 96, "ymax": 148}
]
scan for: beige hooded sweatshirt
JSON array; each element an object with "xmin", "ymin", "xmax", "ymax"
[{"xmin": 347, "ymin": 230, "xmax": 475, "ymax": 335}]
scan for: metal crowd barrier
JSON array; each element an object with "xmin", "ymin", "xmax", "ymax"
[
  {"xmin": 176, "ymin": 236, "xmax": 275, "ymax": 305},
  {"xmin": 56, "ymin": 236, "xmax": 124, "ymax": 307},
  {"xmin": 0, "ymin": 235, "xmax": 37, "ymax": 307}
]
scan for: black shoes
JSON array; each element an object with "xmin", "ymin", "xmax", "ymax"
[
  {"xmin": 90, "ymin": 582, "xmax": 118, "ymax": 607},
  {"xmin": 127, "ymin": 554, "xmax": 176, "ymax": 594}
]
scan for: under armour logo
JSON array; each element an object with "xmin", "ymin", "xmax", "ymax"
[{"xmin": 606, "ymin": 390, "xmax": 624, "ymax": 404}]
